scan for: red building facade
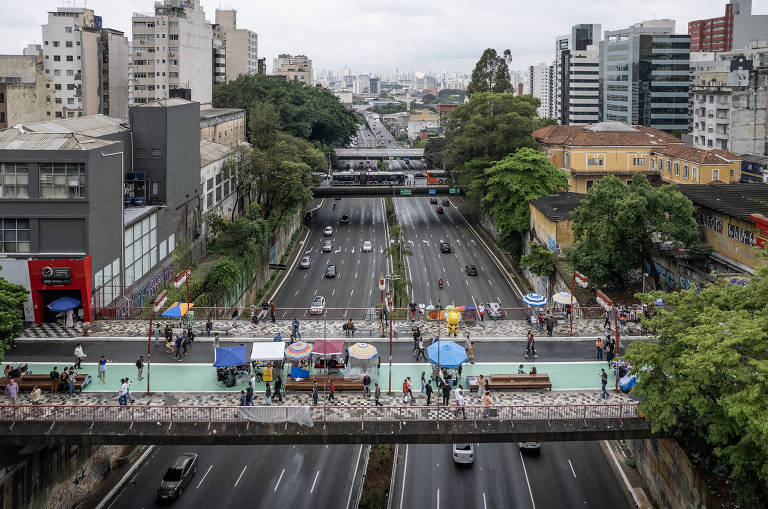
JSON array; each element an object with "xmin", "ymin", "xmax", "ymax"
[
  {"xmin": 688, "ymin": 3, "xmax": 735, "ymax": 52},
  {"xmin": 27, "ymin": 256, "xmax": 93, "ymax": 324}
]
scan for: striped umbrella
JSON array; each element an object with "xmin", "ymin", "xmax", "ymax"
[
  {"xmin": 284, "ymin": 341, "xmax": 313, "ymax": 360},
  {"xmin": 348, "ymin": 342, "xmax": 378, "ymax": 360},
  {"xmin": 522, "ymin": 293, "xmax": 547, "ymax": 307}
]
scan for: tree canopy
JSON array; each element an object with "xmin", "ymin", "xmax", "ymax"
[
  {"xmin": 466, "ymin": 49, "xmax": 513, "ymax": 96},
  {"xmin": 625, "ymin": 261, "xmax": 768, "ymax": 505},
  {"xmin": 565, "ymin": 174, "xmax": 699, "ymax": 289},
  {"xmin": 213, "ymin": 74, "xmax": 358, "ymax": 147},
  {"xmin": 0, "ymin": 272, "xmax": 28, "ymax": 361},
  {"xmin": 483, "ymin": 148, "xmax": 569, "ymax": 250},
  {"xmin": 423, "ymin": 137, "xmax": 446, "ymax": 171},
  {"xmin": 520, "ymin": 242, "xmax": 557, "ymax": 277}
]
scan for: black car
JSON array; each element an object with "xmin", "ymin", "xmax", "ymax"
[
  {"xmin": 157, "ymin": 453, "xmax": 198, "ymax": 500},
  {"xmin": 437, "ymin": 206, "xmax": 444, "ymax": 214},
  {"xmin": 325, "ymin": 264, "xmax": 337, "ymax": 278},
  {"xmin": 465, "ymin": 264, "xmax": 478, "ymax": 276},
  {"xmin": 440, "ymin": 240, "xmax": 451, "ymax": 253},
  {"xmin": 430, "ymin": 197, "xmax": 438, "ymax": 204},
  {"xmin": 518, "ymin": 442, "xmax": 541, "ymax": 456},
  {"xmin": 442, "ymin": 199, "xmax": 450, "ymax": 206},
  {"xmin": 340, "ymin": 214, "xmax": 350, "ymax": 224}
]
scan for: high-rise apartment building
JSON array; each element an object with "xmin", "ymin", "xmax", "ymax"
[
  {"xmin": 213, "ymin": 9, "xmax": 258, "ymax": 82},
  {"xmin": 600, "ymin": 20, "xmax": 690, "ymax": 133},
  {"xmin": 529, "ymin": 63, "xmax": 554, "ymax": 119},
  {"xmin": 273, "ymin": 54, "xmax": 312, "ymax": 84},
  {"xmin": 42, "ymin": 7, "xmax": 129, "ymax": 119},
  {"xmin": 0, "ymin": 53, "xmax": 54, "ymax": 128},
  {"xmin": 554, "ymin": 24, "xmax": 601, "ymax": 124},
  {"xmin": 131, "ymin": 0, "xmax": 213, "ymax": 104},
  {"xmin": 689, "ymin": 1, "xmax": 768, "ymax": 53}
]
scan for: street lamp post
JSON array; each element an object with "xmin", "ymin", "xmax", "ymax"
[
  {"xmin": 570, "ymin": 271, "xmax": 589, "ymax": 336},
  {"xmin": 387, "ymin": 295, "xmax": 393, "ymax": 395},
  {"xmin": 146, "ymin": 290, "xmax": 168, "ymax": 395}
]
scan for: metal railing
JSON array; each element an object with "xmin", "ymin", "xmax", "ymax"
[{"xmin": 0, "ymin": 403, "xmax": 640, "ymax": 428}]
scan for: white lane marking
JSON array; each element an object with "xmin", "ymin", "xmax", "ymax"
[
  {"xmin": 347, "ymin": 445, "xmax": 363, "ymax": 509},
  {"xmin": 519, "ymin": 452, "xmax": 536, "ymax": 509},
  {"xmin": 332, "ymin": 289, "xmax": 336, "ymax": 296},
  {"xmin": 436, "ymin": 488, "xmax": 440, "ymax": 509},
  {"xmin": 442, "ymin": 267, "xmax": 446, "ymax": 273},
  {"xmin": 466, "ymin": 280, "xmax": 469, "ymax": 286},
  {"xmin": 605, "ymin": 440, "xmax": 642, "ymax": 507},
  {"xmin": 355, "ymin": 272, "xmax": 358, "ymax": 279},
  {"xmin": 273, "ymin": 467, "xmax": 285, "ymax": 492},
  {"xmin": 351, "ymin": 289, "xmax": 354, "ymax": 296},
  {"xmin": 399, "ymin": 444, "xmax": 409, "ymax": 509},
  {"xmin": 234, "ymin": 465, "xmax": 247, "ymax": 487},
  {"xmin": 314, "ymin": 289, "xmax": 318, "ymax": 295},
  {"xmin": 488, "ymin": 279, "xmax": 493, "ymax": 287},
  {"xmin": 310, "ymin": 469, "xmax": 320, "ymax": 494},
  {"xmin": 483, "ymin": 492, "xmax": 487, "ymax": 509},
  {"xmin": 295, "ymin": 290, "xmax": 299, "ymax": 296},
  {"xmin": 196, "ymin": 465, "xmax": 213, "ymax": 488},
  {"xmin": 303, "ymin": 273, "xmax": 308, "ymax": 279},
  {"xmin": 568, "ymin": 459, "xmax": 576, "ymax": 478}
]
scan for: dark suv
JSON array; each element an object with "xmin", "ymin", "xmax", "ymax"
[
  {"xmin": 157, "ymin": 453, "xmax": 198, "ymax": 500},
  {"xmin": 324, "ymin": 264, "xmax": 337, "ymax": 278},
  {"xmin": 440, "ymin": 240, "xmax": 451, "ymax": 253}
]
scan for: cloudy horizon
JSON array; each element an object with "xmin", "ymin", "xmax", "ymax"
[{"xmin": 1, "ymin": 0, "xmax": 764, "ymax": 75}]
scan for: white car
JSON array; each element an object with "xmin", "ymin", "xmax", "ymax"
[
  {"xmin": 452, "ymin": 443, "xmax": 475, "ymax": 465},
  {"xmin": 324, "ymin": 226, "xmax": 333, "ymax": 236},
  {"xmin": 362, "ymin": 241, "xmax": 372, "ymax": 253},
  {"xmin": 310, "ymin": 296, "xmax": 326, "ymax": 315}
]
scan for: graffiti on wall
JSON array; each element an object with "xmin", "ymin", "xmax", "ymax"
[
  {"xmin": 116, "ymin": 263, "xmax": 174, "ymax": 318},
  {"xmin": 46, "ymin": 445, "xmax": 127, "ymax": 509}
]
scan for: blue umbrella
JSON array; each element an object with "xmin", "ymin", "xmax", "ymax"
[
  {"xmin": 523, "ymin": 293, "xmax": 547, "ymax": 307},
  {"xmin": 426, "ymin": 340, "xmax": 467, "ymax": 368},
  {"xmin": 47, "ymin": 296, "xmax": 81, "ymax": 312}
]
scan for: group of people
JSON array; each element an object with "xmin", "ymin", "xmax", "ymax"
[
  {"xmin": 159, "ymin": 326, "xmax": 195, "ymax": 361},
  {"xmin": 239, "ymin": 373, "xmax": 284, "ymax": 406},
  {"xmin": 48, "ymin": 366, "xmax": 79, "ymax": 396},
  {"xmin": 533, "ymin": 312, "xmax": 558, "ymax": 336}
]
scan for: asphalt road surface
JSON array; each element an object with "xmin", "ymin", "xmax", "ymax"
[
  {"xmin": 393, "ymin": 442, "xmax": 630, "ymax": 509},
  {"xmin": 108, "ymin": 444, "xmax": 363, "ymax": 509}
]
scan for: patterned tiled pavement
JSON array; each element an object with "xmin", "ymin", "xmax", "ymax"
[{"xmin": 22, "ymin": 317, "xmax": 643, "ymax": 340}]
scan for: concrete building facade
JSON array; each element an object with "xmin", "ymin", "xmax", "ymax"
[
  {"xmin": 529, "ymin": 62, "xmax": 554, "ymax": 119},
  {"xmin": 131, "ymin": 0, "xmax": 213, "ymax": 104},
  {"xmin": 566, "ymin": 45, "xmax": 600, "ymax": 124},
  {"xmin": 199, "ymin": 107, "xmax": 246, "ymax": 146},
  {"xmin": 554, "ymin": 24, "xmax": 601, "ymax": 125},
  {"xmin": 213, "ymin": 9, "xmax": 258, "ymax": 82},
  {"xmin": 689, "ymin": 0, "xmax": 768, "ymax": 53},
  {"xmin": 0, "ymin": 54, "xmax": 53, "ymax": 128},
  {"xmin": 273, "ymin": 54, "xmax": 312, "ymax": 84}
]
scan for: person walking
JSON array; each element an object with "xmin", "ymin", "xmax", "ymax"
[
  {"xmin": 67, "ymin": 370, "xmax": 76, "ymax": 397},
  {"xmin": 231, "ymin": 307, "xmax": 238, "ymax": 328},
  {"xmin": 374, "ymin": 383, "xmax": 383, "ymax": 406},
  {"xmin": 362, "ymin": 373, "xmax": 371, "ymax": 398},
  {"xmin": 328, "ymin": 379, "xmax": 335, "ymax": 401},
  {"xmin": 454, "ymin": 385, "xmax": 466, "ymax": 419},
  {"xmin": 239, "ymin": 390, "xmax": 247, "ymax": 406},
  {"xmin": 425, "ymin": 381, "xmax": 433, "ymax": 406},
  {"xmin": 269, "ymin": 300, "xmax": 276, "ymax": 323},
  {"xmin": 441, "ymin": 380, "xmax": 451, "ymax": 406},
  {"xmin": 420, "ymin": 372, "xmax": 426, "ymax": 395},
  {"xmin": 377, "ymin": 355, "xmax": 381, "ymax": 376},
  {"xmin": 174, "ymin": 335, "xmax": 183, "ymax": 361},
  {"xmin": 478, "ymin": 304, "xmax": 485, "ymax": 322},
  {"xmin": 312, "ymin": 381, "xmax": 319, "ymax": 405},
  {"xmin": 74, "ymin": 343, "xmax": 85, "ymax": 370},
  {"xmin": 603, "ymin": 310, "xmax": 611, "ymax": 328},
  {"xmin": 136, "ymin": 356, "xmax": 144, "ymax": 380},
  {"xmin": 50, "ymin": 366, "xmax": 60, "ymax": 393},
  {"xmin": 292, "ymin": 319, "xmax": 301, "ymax": 339},
  {"xmin": 407, "ymin": 377, "xmax": 414, "ymax": 404},
  {"xmin": 483, "ymin": 391, "xmax": 493, "ymax": 417},
  {"xmin": 265, "ymin": 383, "xmax": 272, "ymax": 405},
  {"xmin": 97, "ymin": 355, "xmax": 110, "ymax": 383},
  {"xmin": 476, "ymin": 375, "xmax": 485, "ymax": 399},
  {"xmin": 409, "ymin": 300, "xmax": 417, "ymax": 321},
  {"xmin": 537, "ymin": 312, "xmax": 544, "ymax": 332},
  {"xmin": 619, "ymin": 311, "xmax": 627, "ymax": 335},
  {"xmin": 600, "ymin": 368, "xmax": 610, "ymax": 398},
  {"xmin": 606, "ymin": 340, "xmax": 615, "ymax": 365},
  {"xmin": 545, "ymin": 313, "xmax": 554, "ymax": 336},
  {"xmin": 4, "ymin": 378, "xmax": 18, "ymax": 403},
  {"xmin": 118, "ymin": 379, "xmax": 129, "ymax": 406},
  {"xmin": 418, "ymin": 302, "xmax": 425, "ymax": 321},
  {"xmin": 245, "ymin": 385, "xmax": 254, "ymax": 406},
  {"xmin": 154, "ymin": 324, "xmax": 161, "ymax": 348},
  {"xmin": 467, "ymin": 342, "xmax": 475, "ymax": 364},
  {"xmin": 274, "ymin": 375, "xmax": 283, "ymax": 403},
  {"xmin": 402, "ymin": 378, "xmax": 409, "ymax": 405},
  {"xmin": 595, "ymin": 337, "xmax": 604, "ymax": 360},
  {"xmin": 416, "ymin": 338, "xmax": 426, "ymax": 361},
  {"xmin": 205, "ymin": 318, "xmax": 213, "ymax": 337},
  {"xmin": 525, "ymin": 331, "xmax": 537, "ymax": 358}
]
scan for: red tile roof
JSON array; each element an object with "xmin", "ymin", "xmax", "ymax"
[
  {"xmin": 532, "ymin": 123, "xmax": 683, "ymax": 148},
  {"xmin": 654, "ymin": 144, "xmax": 741, "ymax": 165}
]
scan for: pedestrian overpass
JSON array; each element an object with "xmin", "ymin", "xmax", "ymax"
[
  {"xmin": 312, "ymin": 185, "xmax": 455, "ymax": 197},
  {"xmin": 335, "ymin": 148, "xmax": 424, "ymax": 161},
  {"xmin": 0, "ymin": 403, "xmax": 652, "ymax": 446}
]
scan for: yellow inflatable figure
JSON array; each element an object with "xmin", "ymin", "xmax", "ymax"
[{"xmin": 446, "ymin": 310, "xmax": 461, "ymax": 337}]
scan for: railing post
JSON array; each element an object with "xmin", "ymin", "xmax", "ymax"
[{"xmin": 619, "ymin": 404, "xmax": 624, "ymax": 428}]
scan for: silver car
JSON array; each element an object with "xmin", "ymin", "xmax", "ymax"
[
  {"xmin": 362, "ymin": 241, "xmax": 372, "ymax": 253},
  {"xmin": 452, "ymin": 443, "xmax": 475, "ymax": 465},
  {"xmin": 324, "ymin": 226, "xmax": 333, "ymax": 236}
]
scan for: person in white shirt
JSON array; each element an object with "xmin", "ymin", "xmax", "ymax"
[
  {"xmin": 454, "ymin": 385, "xmax": 466, "ymax": 419},
  {"xmin": 249, "ymin": 374, "xmax": 256, "ymax": 389},
  {"xmin": 74, "ymin": 343, "xmax": 85, "ymax": 369}
]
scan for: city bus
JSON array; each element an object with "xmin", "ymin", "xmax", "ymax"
[
  {"xmin": 359, "ymin": 172, "xmax": 406, "ymax": 186},
  {"xmin": 426, "ymin": 170, "xmax": 447, "ymax": 184},
  {"xmin": 331, "ymin": 172, "xmax": 357, "ymax": 186}
]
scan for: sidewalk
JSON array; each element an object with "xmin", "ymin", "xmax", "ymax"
[{"xmin": 21, "ymin": 317, "xmax": 642, "ymax": 341}]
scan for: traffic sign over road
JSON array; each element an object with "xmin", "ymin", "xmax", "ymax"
[
  {"xmin": 449, "ymin": 188, "xmax": 461, "ymax": 194},
  {"xmin": 269, "ymin": 264, "xmax": 287, "ymax": 270},
  {"xmin": 399, "ymin": 188, "xmax": 412, "ymax": 196},
  {"xmin": 428, "ymin": 189, "xmax": 437, "ymax": 195}
]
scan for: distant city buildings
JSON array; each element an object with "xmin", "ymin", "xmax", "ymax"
[
  {"xmin": 273, "ymin": 54, "xmax": 313, "ymax": 84},
  {"xmin": 213, "ymin": 9, "xmax": 258, "ymax": 82},
  {"xmin": 689, "ymin": 0, "xmax": 768, "ymax": 53},
  {"xmin": 529, "ymin": 63, "xmax": 554, "ymax": 119},
  {"xmin": 553, "ymin": 24, "xmax": 601, "ymax": 125}
]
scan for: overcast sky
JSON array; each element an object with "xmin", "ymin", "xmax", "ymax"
[{"xmin": 1, "ymin": 0, "xmax": 765, "ymax": 75}]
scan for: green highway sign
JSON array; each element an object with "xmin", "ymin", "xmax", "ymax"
[
  {"xmin": 449, "ymin": 188, "xmax": 460, "ymax": 194},
  {"xmin": 400, "ymin": 188, "xmax": 412, "ymax": 196}
]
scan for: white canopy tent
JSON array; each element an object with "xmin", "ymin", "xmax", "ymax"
[{"xmin": 250, "ymin": 342, "xmax": 285, "ymax": 362}]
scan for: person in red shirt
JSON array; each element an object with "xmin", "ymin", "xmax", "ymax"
[{"xmin": 328, "ymin": 379, "xmax": 335, "ymax": 401}]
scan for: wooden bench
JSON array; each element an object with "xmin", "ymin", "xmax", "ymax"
[
  {"xmin": 285, "ymin": 375, "xmax": 363, "ymax": 392},
  {"xmin": 468, "ymin": 374, "xmax": 552, "ymax": 391},
  {"xmin": 0, "ymin": 373, "xmax": 92, "ymax": 393}
]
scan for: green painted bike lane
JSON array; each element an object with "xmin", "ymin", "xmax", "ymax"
[{"xmin": 25, "ymin": 361, "xmax": 615, "ymax": 393}]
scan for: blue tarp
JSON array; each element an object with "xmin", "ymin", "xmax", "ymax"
[
  {"xmin": 47, "ymin": 296, "xmax": 81, "ymax": 312},
  {"xmin": 213, "ymin": 345, "xmax": 247, "ymax": 368},
  {"xmin": 291, "ymin": 366, "xmax": 310, "ymax": 379},
  {"xmin": 426, "ymin": 340, "xmax": 467, "ymax": 368}
]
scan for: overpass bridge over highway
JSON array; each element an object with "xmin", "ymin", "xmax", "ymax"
[
  {"xmin": 1, "ymin": 402, "xmax": 651, "ymax": 447},
  {"xmin": 312, "ymin": 184, "xmax": 456, "ymax": 197},
  {"xmin": 335, "ymin": 148, "xmax": 425, "ymax": 161}
]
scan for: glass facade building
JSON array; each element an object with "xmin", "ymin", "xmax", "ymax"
[{"xmin": 600, "ymin": 34, "xmax": 690, "ymax": 132}]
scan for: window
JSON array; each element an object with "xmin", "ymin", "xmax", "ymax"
[
  {"xmin": 693, "ymin": 167, "xmax": 699, "ymax": 183},
  {"xmin": 123, "ymin": 212, "xmax": 159, "ymax": 285},
  {"xmin": 207, "ymin": 178, "xmax": 213, "ymax": 191},
  {"xmin": 0, "ymin": 218, "xmax": 30, "ymax": 253},
  {"xmin": 66, "ymin": 56, "xmax": 73, "ymax": 62},
  {"xmin": 135, "ymin": 149, "xmax": 145, "ymax": 159},
  {"xmin": 666, "ymin": 160, "xmax": 671, "ymax": 173},
  {"xmin": 67, "ymin": 98, "xmax": 74, "ymax": 105},
  {"xmin": 0, "ymin": 163, "xmax": 30, "ymax": 198},
  {"xmin": 712, "ymin": 169, "xmax": 720, "ymax": 181},
  {"xmin": 151, "ymin": 148, "xmax": 161, "ymax": 158},
  {"xmin": 588, "ymin": 156, "xmax": 603, "ymax": 166},
  {"xmin": 633, "ymin": 157, "xmax": 645, "ymax": 166},
  {"xmin": 564, "ymin": 152, "xmax": 570, "ymax": 169},
  {"xmin": 585, "ymin": 180, "xmax": 595, "ymax": 191},
  {"xmin": 207, "ymin": 191, "xmax": 213, "ymax": 209},
  {"xmin": 65, "ymin": 27, "xmax": 72, "ymax": 33},
  {"xmin": 65, "ymin": 41, "xmax": 72, "ymax": 48},
  {"xmin": 650, "ymin": 158, "xmax": 655, "ymax": 171},
  {"xmin": 66, "ymin": 70, "xmax": 73, "ymax": 76},
  {"xmin": 53, "ymin": 69, "xmax": 61, "ymax": 77},
  {"xmin": 53, "ymin": 41, "xmax": 60, "ymax": 47},
  {"xmin": 674, "ymin": 163, "xmax": 679, "ymax": 176},
  {"xmin": 53, "ymin": 55, "xmax": 60, "ymax": 62},
  {"xmin": 682, "ymin": 165, "xmax": 689, "ymax": 179},
  {"xmin": 730, "ymin": 169, "xmax": 735, "ymax": 177},
  {"xmin": 39, "ymin": 163, "xmax": 85, "ymax": 199},
  {"xmin": 55, "ymin": 98, "xmax": 62, "ymax": 104}
]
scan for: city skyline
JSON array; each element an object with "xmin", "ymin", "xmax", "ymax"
[{"xmin": 1, "ymin": 0, "xmax": 765, "ymax": 74}]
